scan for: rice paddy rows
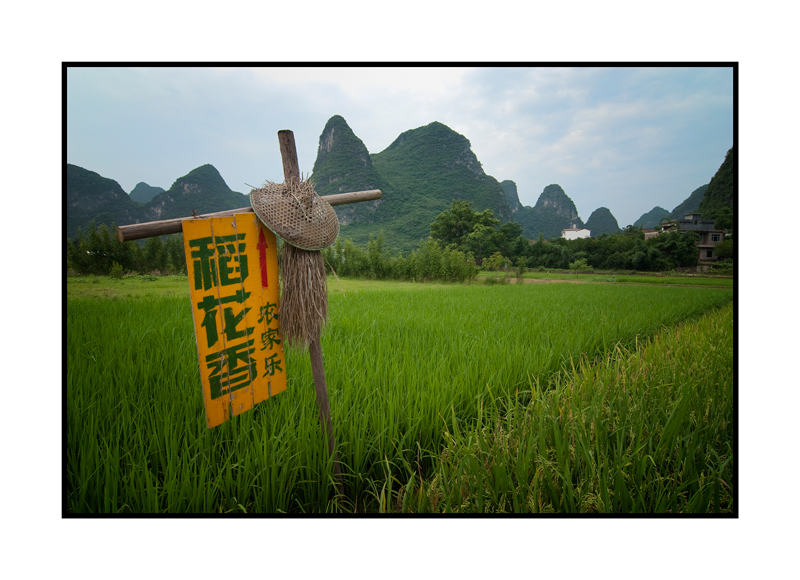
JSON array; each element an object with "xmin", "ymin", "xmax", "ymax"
[{"xmin": 66, "ymin": 281, "xmax": 733, "ymax": 513}]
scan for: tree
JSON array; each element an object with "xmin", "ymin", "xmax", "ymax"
[
  {"xmin": 143, "ymin": 236, "xmax": 167, "ymax": 273},
  {"xmin": 482, "ymin": 252, "xmax": 507, "ymax": 271},
  {"xmin": 714, "ymin": 238, "xmax": 734, "ymax": 261},
  {"xmin": 646, "ymin": 231, "xmax": 699, "ymax": 268},
  {"xmin": 164, "ymin": 234, "xmax": 187, "ymax": 273},
  {"xmin": 621, "ymin": 225, "xmax": 645, "ymax": 240},
  {"xmin": 462, "ymin": 223, "xmax": 505, "ymax": 263},
  {"xmin": 713, "ymin": 206, "xmax": 734, "ymax": 231},
  {"xmin": 367, "ymin": 231, "xmax": 389, "ymax": 278},
  {"xmin": 430, "ymin": 200, "xmax": 483, "ymax": 248}
]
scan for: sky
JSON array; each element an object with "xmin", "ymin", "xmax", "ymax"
[{"xmin": 66, "ymin": 65, "xmax": 733, "ymax": 229}]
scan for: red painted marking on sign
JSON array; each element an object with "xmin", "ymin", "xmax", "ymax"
[{"xmin": 257, "ymin": 228, "xmax": 269, "ymax": 288}]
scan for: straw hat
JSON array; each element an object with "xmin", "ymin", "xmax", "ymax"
[{"xmin": 250, "ymin": 178, "xmax": 339, "ymax": 250}]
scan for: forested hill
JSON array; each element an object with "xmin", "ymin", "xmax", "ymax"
[
  {"xmin": 310, "ymin": 117, "xmax": 513, "ymax": 253},
  {"xmin": 697, "ymin": 147, "xmax": 734, "ymax": 228},
  {"xmin": 512, "ymin": 184, "xmax": 585, "ymax": 239},
  {"xmin": 634, "ymin": 207, "xmax": 670, "ymax": 229},
  {"xmin": 501, "ymin": 180, "xmax": 522, "ymax": 213},
  {"xmin": 66, "ymin": 164, "xmax": 144, "ymax": 240},
  {"xmin": 129, "ymin": 182, "xmax": 165, "ymax": 204},
  {"xmin": 66, "ymin": 163, "xmax": 247, "ymax": 240},
  {"xmin": 668, "ymin": 184, "xmax": 708, "ymax": 220},
  {"xmin": 310, "ymin": 115, "xmax": 386, "ymax": 233},
  {"xmin": 632, "ymin": 183, "xmax": 710, "ymax": 228},
  {"xmin": 585, "ymin": 207, "xmax": 621, "ymax": 236},
  {"xmin": 141, "ymin": 164, "xmax": 247, "ymax": 221}
]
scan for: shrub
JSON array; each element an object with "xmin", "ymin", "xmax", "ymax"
[
  {"xmin": 568, "ymin": 258, "xmax": 591, "ymax": 270},
  {"xmin": 515, "ymin": 257, "xmax": 527, "ymax": 281},
  {"xmin": 109, "ymin": 261, "xmax": 124, "ymax": 279},
  {"xmin": 482, "ymin": 252, "xmax": 507, "ymax": 271}
]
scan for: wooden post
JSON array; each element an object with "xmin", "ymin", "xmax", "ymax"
[{"xmin": 277, "ymin": 129, "xmax": 345, "ymax": 498}]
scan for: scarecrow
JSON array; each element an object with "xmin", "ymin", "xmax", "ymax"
[{"xmin": 249, "ymin": 132, "xmax": 344, "ymax": 495}]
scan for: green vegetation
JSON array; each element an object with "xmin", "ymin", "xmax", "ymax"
[
  {"xmin": 311, "ymin": 115, "xmax": 382, "ymax": 195},
  {"xmin": 322, "ymin": 232, "xmax": 479, "ymax": 283},
  {"xmin": 585, "ymin": 206, "xmax": 621, "ymax": 236},
  {"xmin": 479, "ymin": 271, "xmax": 732, "ymax": 286},
  {"xmin": 634, "ymin": 206, "xmax": 669, "ymax": 229},
  {"xmin": 668, "ymin": 184, "xmax": 708, "ymax": 221},
  {"xmin": 500, "ymin": 180, "xmax": 522, "ymax": 212},
  {"xmin": 145, "ymin": 164, "xmax": 248, "ymax": 222},
  {"xmin": 67, "ymin": 274, "xmax": 191, "ymax": 299},
  {"xmin": 404, "ymin": 301, "xmax": 734, "ymax": 513},
  {"xmin": 66, "ymin": 277, "xmax": 732, "ymax": 513},
  {"xmin": 697, "ymin": 148, "xmax": 734, "ymax": 229},
  {"xmin": 67, "ymin": 163, "xmax": 248, "ymax": 241},
  {"xmin": 513, "ymin": 184, "xmax": 585, "ymax": 240},
  {"xmin": 425, "ymin": 201, "xmax": 704, "ymax": 271},
  {"xmin": 67, "ymin": 220, "xmax": 187, "ymax": 276},
  {"xmin": 67, "ymin": 200, "xmax": 733, "ymax": 284},
  {"xmin": 129, "ymin": 182, "xmax": 165, "ymax": 204},
  {"xmin": 66, "ymin": 164, "xmax": 143, "ymax": 240},
  {"xmin": 311, "ymin": 118, "xmax": 513, "ymax": 254}
]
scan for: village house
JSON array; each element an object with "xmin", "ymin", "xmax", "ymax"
[
  {"xmin": 656, "ymin": 213, "xmax": 727, "ymax": 261},
  {"xmin": 561, "ymin": 225, "xmax": 591, "ymax": 240}
]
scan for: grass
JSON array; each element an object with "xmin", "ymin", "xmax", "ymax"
[
  {"xmin": 400, "ymin": 302, "xmax": 734, "ymax": 513},
  {"xmin": 479, "ymin": 270, "xmax": 733, "ymax": 287},
  {"xmin": 66, "ymin": 269, "xmax": 733, "ymax": 301},
  {"xmin": 66, "ymin": 275, "xmax": 733, "ymax": 513},
  {"xmin": 66, "ymin": 274, "xmax": 192, "ymax": 299}
]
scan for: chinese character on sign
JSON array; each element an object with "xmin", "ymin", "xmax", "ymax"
[{"xmin": 183, "ymin": 214, "xmax": 287, "ymax": 428}]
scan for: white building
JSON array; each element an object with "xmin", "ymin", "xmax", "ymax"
[{"xmin": 561, "ymin": 226, "xmax": 591, "ymax": 240}]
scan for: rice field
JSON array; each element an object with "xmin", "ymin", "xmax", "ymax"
[{"xmin": 66, "ymin": 278, "xmax": 734, "ymax": 513}]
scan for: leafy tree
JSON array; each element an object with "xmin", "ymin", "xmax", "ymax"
[
  {"xmin": 143, "ymin": 236, "xmax": 167, "ymax": 273},
  {"xmin": 164, "ymin": 234, "xmax": 187, "ymax": 273},
  {"xmin": 621, "ymin": 225, "xmax": 645, "ymax": 239},
  {"xmin": 482, "ymin": 252, "xmax": 508, "ymax": 271},
  {"xmin": 569, "ymin": 257, "xmax": 590, "ymax": 270},
  {"xmin": 713, "ymin": 206, "xmax": 733, "ymax": 230},
  {"xmin": 367, "ymin": 231, "xmax": 390, "ymax": 279},
  {"xmin": 646, "ymin": 230, "xmax": 699, "ymax": 268},
  {"xmin": 430, "ymin": 200, "xmax": 499, "ymax": 248},
  {"xmin": 714, "ymin": 238, "xmax": 734, "ymax": 261}
]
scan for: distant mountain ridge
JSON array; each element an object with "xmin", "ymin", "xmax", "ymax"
[
  {"xmin": 67, "ymin": 116, "xmax": 732, "ymax": 252},
  {"xmin": 309, "ymin": 116, "xmax": 611, "ymax": 248},
  {"xmin": 668, "ymin": 184, "xmax": 708, "ymax": 220},
  {"xmin": 511, "ymin": 184, "xmax": 585, "ymax": 239},
  {"xmin": 585, "ymin": 207, "xmax": 621, "ymax": 236},
  {"xmin": 66, "ymin": 163, "xmax": 247, "ymax": 240},
  {"xmin": 634, "ymin": 206, "xmax": 670, "ymax": 229},
  {"xmin": 500, "ymin": 180, "xmax": 522, "ymax": 213},
  {"xmin": 129, "ymin": 182, "xmax": 165, "ymax": 204},
  {"xmin": 311, "ymin": 118, "xmax": 514, "ymax": 252},
  {"xmin": 697, "ymin": 147, "xmax": 734, "ymax": 220}
]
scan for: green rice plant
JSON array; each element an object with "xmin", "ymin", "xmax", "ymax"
[
  {"xmin": 66, "ymin": 282, "xmax": 732, "ymax": 513},
  {"xmin": 405, "ymin": 301, "xmax": 734, "ymax": 513}
]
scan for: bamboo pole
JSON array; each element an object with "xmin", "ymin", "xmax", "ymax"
[
  {"xmin": 277, "ymin": 129, "xmax": 345, "ymax": 499},
  {"xmin": 115, "ymin": 189, "xmax": 381, "ymax": 242}
]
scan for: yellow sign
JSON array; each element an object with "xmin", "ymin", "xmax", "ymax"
[{"xmin": 182, "ymin": 213, "xmax": 287, "ymax": 428}]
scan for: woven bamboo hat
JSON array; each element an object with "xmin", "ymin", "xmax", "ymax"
[{"xmin": 250, "ymin": 178, "xmax": 339, "ymax": 250}]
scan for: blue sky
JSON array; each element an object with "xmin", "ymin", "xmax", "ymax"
[{"xmin": 67, "ymin": 65, "xmax": 733, "ymax": 229}]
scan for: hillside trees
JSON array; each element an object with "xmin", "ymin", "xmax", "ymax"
[
  {"xmin": 697, "ymin": 147, "xmax": 734, "ymax": 222},
  {"xmin": 321, "ymin": 231, "xmax": 478, "ymax": 282},
  {"xmin": 66, "ymin": 220, "xmax": 187, "ymax": 275}
]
